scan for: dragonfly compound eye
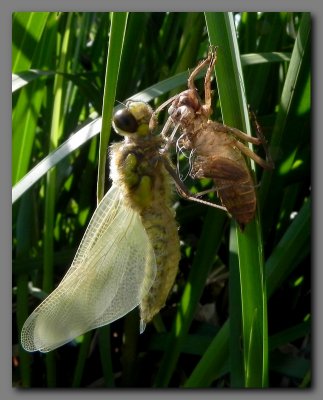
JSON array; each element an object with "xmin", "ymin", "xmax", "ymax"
[{"xmin": 113, "ymin": 108, "xmax": 139, "ymax": 134}]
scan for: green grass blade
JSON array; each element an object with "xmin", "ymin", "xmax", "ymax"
[
  {"xmin": 241, "ymin": 52, "xmax": 291, "ymax": 67},
  {"xmin": 94, "ymin": 11, "xmax": 128, "ymax": 386},
  {"xmin": 206, "ymin": 12, "xmax": 268, "ymax": 387},
  {"xmin": 228, "ymin": 224, "xmax": 244, "ymax": 387},
  {"xmin": 97, "ymin": 12, "xmax": 128, "ymax": 202}
]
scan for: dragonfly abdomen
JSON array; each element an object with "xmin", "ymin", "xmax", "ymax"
[{"xmin": 140, "ymin": 205, "xmax": 180, "ymax": 324}]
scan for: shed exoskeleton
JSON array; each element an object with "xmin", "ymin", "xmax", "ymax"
[{"xmin": 150, "ymin": 47, "xmax": 274, "ymax": 230}]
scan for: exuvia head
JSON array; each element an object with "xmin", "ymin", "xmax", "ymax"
[{"xmin": 168, "ymin": 89, "xmax": 202, "ymax": 124}]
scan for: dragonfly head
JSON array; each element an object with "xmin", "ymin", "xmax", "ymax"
[{"xmin": 113, "ymin": 101, "xmax": 153, "ymax": 138}]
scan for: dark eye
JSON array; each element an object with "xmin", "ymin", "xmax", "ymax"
[{"xmin": 113, "ymin": 108, "xmax": 138, "ymax": 133}]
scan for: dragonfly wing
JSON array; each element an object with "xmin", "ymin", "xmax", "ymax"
[{"xmin": 21, "ymin": 185, "xmax": 157, "ymax": 352}]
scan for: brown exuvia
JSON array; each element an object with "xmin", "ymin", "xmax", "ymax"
[{"xmin": 150, "ymin": 47, "xmax": 274, "ymax": 230}]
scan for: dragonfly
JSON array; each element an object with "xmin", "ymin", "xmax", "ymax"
[
  {"xmin": 21, "ymin": 101, "xmax": 181, "ymax": 352},
  {"xmin": 150, "ymin": 47, "xmax": 274, "ymax": 230}
]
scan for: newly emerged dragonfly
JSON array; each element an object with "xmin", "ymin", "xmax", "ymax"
[
  {"xmin": 150, "ymin": 47, "xmax": 274, "ymax": 229},
  {"xmin": 21, "ymin": 101, "xmax": 180, "ymax": 352}
]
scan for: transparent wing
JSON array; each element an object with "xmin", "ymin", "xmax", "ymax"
[{"xmin": 21, "ymin": 185, "xmax": 156, "ymax": 352}]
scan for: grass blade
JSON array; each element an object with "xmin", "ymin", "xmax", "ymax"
[
  {"xmin": 97, "ymin": 12, "xmax": 128, "ymax": 202},
  {"xmin": 206, "ymin": 12, "xmax": 268, "ymax": 387}
]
